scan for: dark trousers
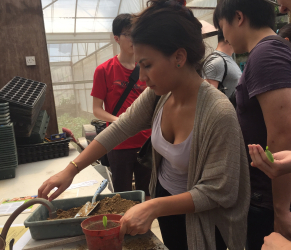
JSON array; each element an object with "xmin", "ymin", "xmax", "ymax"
[
  {"xmin": 107, "ymin": 148, "xmax": 152, "ymax": 196},
  {"xmin": 246, "ymin": 204, "xmax": 274, "ymax": 250},
  {"xmin": 156, "ymin": 180, "xmax": 227, "ymax": 250}
]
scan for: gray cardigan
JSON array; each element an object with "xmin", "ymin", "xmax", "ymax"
[{"xmin": 95, "ymin": 81, "xmax": 250, "ymax": 250}]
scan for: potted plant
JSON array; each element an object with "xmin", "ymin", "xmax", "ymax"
[{"xmin": 81, "ymin": 214, "xmax": 123, "ymax": 250}]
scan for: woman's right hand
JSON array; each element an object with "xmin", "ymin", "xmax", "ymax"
[
  {"xmin": 248, "ymin": 144, "xmax": 291, "ymax": 179},
  {"xmin": 262, "ymin": 232, "xmax": 291, "ymax": 250},
  {"xmin": 38, "ymin": 165, "xmax": 76, "ymax": 201}
]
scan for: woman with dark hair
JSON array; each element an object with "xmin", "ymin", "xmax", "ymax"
[
  {"xmin": 38, "ymin": 1, "xmax": 250, "ymax": 249},
  {"xmin": 278, "ymin": 23, "xmax": 291, "ymax": 42}
]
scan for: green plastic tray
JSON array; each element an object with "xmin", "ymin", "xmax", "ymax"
[{"xmin": 24, "ymin": 190, "xmax": 145, "ymax": 240}]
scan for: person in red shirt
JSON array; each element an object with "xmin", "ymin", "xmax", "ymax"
[{"xmin": 91, "ymin": 14, "xmax": 151, "ymax": 198}]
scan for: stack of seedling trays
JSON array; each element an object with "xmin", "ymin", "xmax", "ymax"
[
  {"xmin": 0, "ymin": 102, "xmax": 18, "ymax": 180},
  {"xmin": 0, "ymin": 76, "xmax": 47, "ymax": 137},
  {"xmin": 16, "ymin": 110, "xmax": 50, "ymax": 145},
  {"xmin": 17, "ymin": 138, "xmax": 71, "ymax": 165}
]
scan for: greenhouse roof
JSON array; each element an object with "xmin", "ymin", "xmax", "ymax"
[{"xmin": 42, "ymin": 0, "xmax": 218, "ymax": 64}]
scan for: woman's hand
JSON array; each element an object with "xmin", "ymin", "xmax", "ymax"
[
  {"xmin": 248, "ymin": 144, "xmax": 291, "ymax": 179},
  {"xmin": 119, "ymin": 200, "xmax": 157, "ymax": 241},
  {"xmin": 262, "ymin": 232, "xmax": 291, "ymax": 250},
  {"xmin": 38, "ymin": 165, "xmax": 76, "ymax": 201}
]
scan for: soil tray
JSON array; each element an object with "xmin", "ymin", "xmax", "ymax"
[{"xmin": 24, "ymin": 191, "xmax": 145, "ymax": 240}]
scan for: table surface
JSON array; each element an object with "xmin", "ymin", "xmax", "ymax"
[
  {"xmin": 0, "ymin": 145, "xmax": 110, "ymax": 235},
  {"xmin": 0, "ymin": 145, "xmax": 167, "ymax": 249}
]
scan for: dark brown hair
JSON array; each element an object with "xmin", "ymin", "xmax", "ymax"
[
  {"xmin": 278, "ymin": 24, "xmax": 291, "ymax": 42},
  {"xmin": 213, "ymin": 0, "xmax": 275, "ymax": 31},
  {"xmin": 131, "ymin": 0, "xmax": 205, "ymax": 70}
]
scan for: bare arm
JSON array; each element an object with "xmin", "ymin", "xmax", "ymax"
[
  {"xmin": 93, "ymin": 97, "xmax": 118, "ymax": 123},
  {"xmin": 205, "ymin": 79, "xmax": 219, "ymax": 89},
  {"xmin": 257, "ymin": 88, "xmax": 291, "ymax": 240},
  {"xmin": 38, "ymin": 140, "xmax": 107, "ymax": 201},
  {"xmin": 119, "ymin": 192, "xmax": 195, "ymax": 239}
]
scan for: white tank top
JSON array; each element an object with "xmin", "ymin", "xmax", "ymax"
[{"xmin": 151, "ymin": 107, "xmax": 193, "ymax": 195}]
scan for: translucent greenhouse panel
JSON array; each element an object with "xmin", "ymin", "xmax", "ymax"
[
  {"xmin": 53, "ymin": 85, "xmax": 75, "ymax": 107},
  {"xmin": 52, "ymin": 0, "xmax": 76, "ymax": 18},
  {"xmin": 77, "ymin": 0, "xmax": 99, "ymax": 17},
  {"xmin": 78, "ymin": 43, "xmax": 86, "ymax": 57},
  {"xmin": 42, "ymin": 0, "xmax": 53, "ymax": 8},
  {"xmin": 88, "ymin": 43, "xmax": 97, "ymax": 55},
  {"xmin": 97, "ymin": 0, "xmax": 120, "ymax": 17},
  {"xmin": 78, "ymin": 89, "xmax": 87, "ymax": 112},
  {"xmin": 75, "ymin": 84, "xmax": 89, "ymax": 112},
  {"xmin": 72, "ymin": 55, "xmax": 79, "ymax": 64},
  {"xmin": 86, "ymin": 88, "xmax": 94, "ymax": 114},
  {"xmin": 188, "ymin": 0, "xmax": 216, "ymax": 21},
  {"xmin": 73, "ymin": 43, "xmax": 79, "ymax": 56},
  {"xmin": 73, "ymin": 63, "xmax": 84, "ymax": 81},
  {"xmin": 45, "ymin": 17, "xmax": 75, "ymax": 33},
  {"xmin": 48, "ymin": 44, "xmax": 72, "ymax": 62},
  {"xmin": 204, "ymin": 35, "xmax": 218, "ymax": 57},
  {"xmin": 119, "ymin": 0, "xmax": 142, "ymax": 14},
  {"xmin": 83, "ymin": 54, "xmax": 97, "ymax": 81},
  {"xmin": 97, "ymin": 44, "xmax": 114, "ymax": 65},
  {"xmin": 76, "ymin": 18, "xmax": 113, "ymax": 32},
  {"xmin": 50, "ymin": 66, "xmax": 73, "ymax": 83}
]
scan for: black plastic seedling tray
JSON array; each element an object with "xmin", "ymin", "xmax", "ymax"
[
  {"xmin": 16, "ymin": 110, "xmax": 49, "ymax": 143},
  {"xmin": 0, "ymin": 167, "xmax": 16, "ymax": 180},
  {"xmin": 0, "ymin": 77, "xmax": 47, "ymax": 109},
  {"xmin": 17, "ymin": 138, "xmax": 71, "ymax": 165},
  {"xmin": 0, "ymin": 123, "xmax": 18, "ymax": 172}
]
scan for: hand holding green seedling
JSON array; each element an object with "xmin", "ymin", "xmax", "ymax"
[
  {"xmin": 249, "ymin": 144, "xmax": 291, "ymax": 179},
  {"xmin": 103, "ymin": 215, "xmax": 107, "ymax": 229},
  {"xmin": 265, "ymin": 146, "xmax": 274, "ymax": 163}
]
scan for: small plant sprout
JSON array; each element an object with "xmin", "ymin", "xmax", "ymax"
[
  {"xmin": 103, "ymin": 215, "xmax": 107, "ymax": 229},
  {"xmin": 265, "ymin": 146, "xmax": 274, "ymax": 163}
]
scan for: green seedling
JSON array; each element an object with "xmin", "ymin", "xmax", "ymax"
[
  {"xmin": 103, "ymin": 215, "xmax": 107, "ymax": 229},
  {"xmin": 265, "ymin": 146, "xmax": 274, "ymax": 163}
]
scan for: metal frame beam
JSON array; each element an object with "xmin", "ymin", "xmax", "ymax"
[
  {"xmin": 43, "ymin": 0, "xmax": 58, "ymax": 10},
  {"xmin": 46, "ymin": 32, "xmax": 111, "ymax": 43}
]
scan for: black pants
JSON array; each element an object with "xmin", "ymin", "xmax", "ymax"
[
  {"xmin": 156, "ymin": 180, "xmax": 227, "ymax": 250},
  {"xmin": 246, "ymin": 204, "xmax": 274, "ymax": 250},
  {"xmin": 107, "ymin": 148, "xmax": 152, "ymax": 196}
]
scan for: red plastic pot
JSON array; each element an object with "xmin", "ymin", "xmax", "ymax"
[{"xmin": 81, "ymin": 214, "xmax": 123, "ymax": 250}]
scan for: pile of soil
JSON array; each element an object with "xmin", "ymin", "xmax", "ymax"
[
  {"xmin": 48, "ymin": 194, "xmax": 139, "ymax": 220},
  {"xmin": 123, "ymin": 237, "xmax": 162, "ymax": 250}
]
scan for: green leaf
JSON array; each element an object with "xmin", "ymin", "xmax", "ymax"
[
  {"xmin": 265, "ymin": 146, "xmax": 274, "ymax": 163},
  {"xmin": 103, "ymin": 216, "xmax": 107, "ymax": 229}
]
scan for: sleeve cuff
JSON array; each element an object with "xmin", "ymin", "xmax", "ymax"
[{"xmin": 189, "ymin": 188, "xmax": 219, "ymax": 213}]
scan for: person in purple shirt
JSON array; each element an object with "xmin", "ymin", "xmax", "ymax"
[{"xmin": 214, "ymin": 0, "xmax": 291, "ymax": 249}]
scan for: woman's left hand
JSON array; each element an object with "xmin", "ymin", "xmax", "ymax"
[{"xmin": 119, "ymin": 200, "xmax": 157, "ymax": 241}]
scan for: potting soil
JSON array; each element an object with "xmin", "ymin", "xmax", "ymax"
[
  {"xmin": 85, "ymin": 220, "xmax": 119, "ymax": 230},
  {"xmin": 48, "ymin": 194, "xmax": 140, "ymax": 220},
  {"xmin": 123, "ymin": 237, "xmax": 162, "ymax": 250}
]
